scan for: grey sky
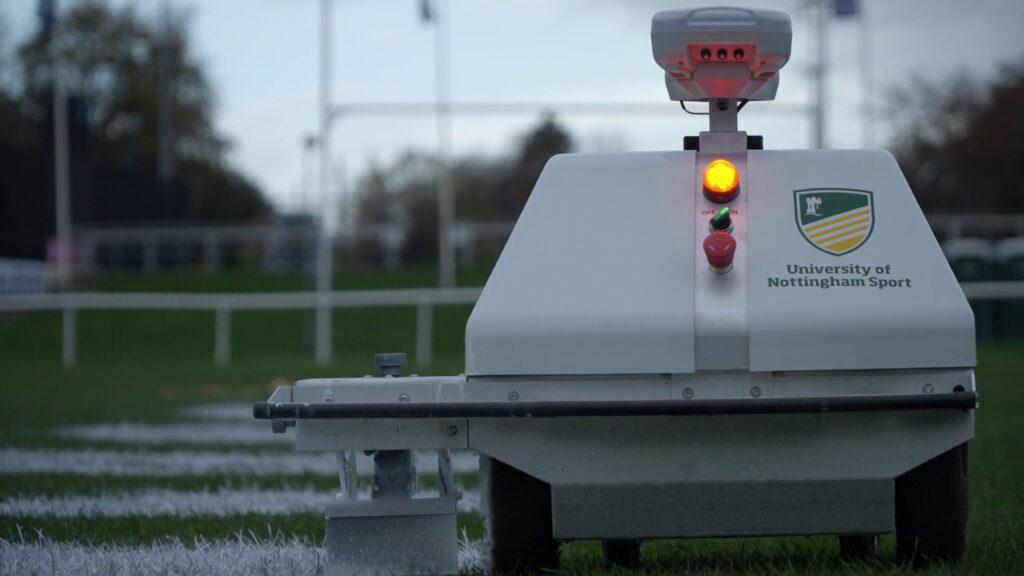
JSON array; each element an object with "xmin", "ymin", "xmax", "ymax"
[{"xmin": 4, "ymin": 0, "xmax": 1023, "ymax": 216}]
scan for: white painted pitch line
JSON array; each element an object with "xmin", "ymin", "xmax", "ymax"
[
  {"xmin": 57, "ymin": 422, "xmax": 292, "ymax": 446},
  {"xmin": 0, "ymin": 447, "xmax": 337, "ymax": 476},
  {"xmin": 0, "ymin": 487, "xmax": 481, "ymax": 517},
  {"xmin": 180, "ymin": 402, "xmax": 255, "ymax": 422},
  {"xmin": 0, "ymin": 448, "xmax": 479, "ymax": 477},
  {"xmin": 0, "ymin": 537, "xmax": 328, "ymax": 576},
  {"xmin": 53, "ymin": 422, "xmax": 480, "ymax": 472},
  {"xmin": 1, "ymin": 487, "xmax": 329, "ymax": 518},
  {"xmin": 0, "ymin": 532, "xmax": 488, "ymax": 575}
]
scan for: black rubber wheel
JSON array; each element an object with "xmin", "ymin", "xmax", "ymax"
[
  {"xmin": 480, "ymin": 455, "xmax": 560, "ymax": 574},
  {"xmin": 837, "ymin": 534, "xmax": 879, "ymax": 561},
  {"xmin": 602, "ymin": 539, "xmax": 642, "ymax": 569},
  {"xmin": 895, "ymin": 443, "xmax": 968, "ymax": 565}
]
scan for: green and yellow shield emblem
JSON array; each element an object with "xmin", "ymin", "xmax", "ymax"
[{"xmin": 794, "ymin": 189, "xmax": 874, "ymax": 256}]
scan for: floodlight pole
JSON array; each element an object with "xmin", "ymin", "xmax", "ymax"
[
  {"xmin": 859, "ymin": 2, "xmax": 874, "ymax": 148},
  {"xmin": 157, "ymin": 0, "xmax": 174, "ymax": 182},
  {"xmin": 51, "ymin": 6, "xmax": 72, "ymax": 289},
  {"xmin": 434, "ymin": 0, "xmax": 456, "ymax": 288},
  {"xmin": 812, "ymin": 0, "xmax": 828, "ymax": 149},
  {"xmin": 301, "ymin": 134, "xmax": 319, "ymax": 212},
  {"xmin": 315, "ymin": 0, "xmax": 334, "ymax": 364}
]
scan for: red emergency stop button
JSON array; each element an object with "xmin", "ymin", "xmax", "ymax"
[{"xmin": 703, "ymin": 231, "xmax": 736, "ymax": 273}]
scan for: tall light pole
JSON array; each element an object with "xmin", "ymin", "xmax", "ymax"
[
  {"xmin": 315, "ymin": 0, "xmax": 334, "ymax": 364},
  {"xmin": 157, "ymin": 0, "xmax": 174, "ymax": 182},
  {"xmin": 315, "ymin": 0, "xmax": 335, "ymax": 360},
  {"xmin": 425, "ymin": 0, "xmax": 456, "ymax": 288},
  {"xmin": 812, "ymin": 0, "xmax": 828, "ymax": 149},
  {"xmin": 859, "ymin": 2, "xmax": 874, "ymax": 148},
  {"xmin": 44, "ymin": 0, "xmax": 72, "ymax": 289},
  {"xmin": 301, "ymin": 134, "xmax": 319, "ymax": 212}
]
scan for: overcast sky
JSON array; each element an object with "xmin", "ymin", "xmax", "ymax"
[{"xmin": 4, "ymin": 0, "xmax": 1024, "ymax": 218}]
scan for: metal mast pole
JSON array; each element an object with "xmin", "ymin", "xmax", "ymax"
[
  {"xmin": 315, "ymin": 0, "xmax": 334, "ymax": 364},
  {"xmin": 859, "ymin": 1, "xmax": 874, "ymax": 148},
  {"xmin": 51, "ymin": 3, "xmax": 72, "ymax": 288},
  {"xmin": 301, "ymin": 135, "xmax": 317, "ymax": 212},
  {"xmin": 812, "ymin": 0, "xmax": 828, "ymax": 149},
  {"xmin": 435, "ymin": 0, "xmax": 455, "ymax": 288},
  {"xmin": 157, "ymin": 0, "xmax": 174, "ymax": 182}
]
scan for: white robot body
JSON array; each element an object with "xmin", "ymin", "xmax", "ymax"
[
  {"xmin": 466, "ymin": 150, "xmax": 974, "ymax": 375},
  {"xmin": 257, "ymin": 7, "xmax": 976, "ymax": 574}
]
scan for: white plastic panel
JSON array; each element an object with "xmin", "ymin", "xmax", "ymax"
[
  {"xmin": 747, "ymin": 150, "xmax": 975, "ymax": 371},
  {"xmin": 466, "ymin": 152, "xmax": 696, "ymax": 376},
  {"xmin": 693, "ymin": 147, "xmax": 748, "ymax": 369}
]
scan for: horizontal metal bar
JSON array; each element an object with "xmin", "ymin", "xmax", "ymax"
[
  {"xmin": 77, "ymin": 228, "xmax": 287, "ymax": 241},
  {"xmin": 959, "ymin": 281, "xmax": 1024, "ymax": 300},
  {"xmin": 329, "ymin": 101, "xmax": 811, "ymax": 119},
  {"xmin": 926, "ymin": 214, "xmax": 1024, "ymax": 228},
  {"xmin": 4, "ymin": 281, "xmax": 1024, "ymax": 312},
  {"xmin": 254, "ymin": 391, "xmax": 977, "ymax": 420}
]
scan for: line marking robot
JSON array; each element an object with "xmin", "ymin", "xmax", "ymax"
[{"xmin": 256, "ymin": 6, "xmax": 976, "ymax": 574}]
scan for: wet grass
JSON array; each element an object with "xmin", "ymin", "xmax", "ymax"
[
  {"xmin": 0, "ymin": 305, "xmax": 475, "ymax": 366},
  {"xmin": 82, "ymin": 265, "xmax": 492, "ymax": 293},
  {"xmin": 559, "ymin": 529, "xmax": 1024, "ymax": 575},
  {"xmin": 0, "ymin": 306, "xmax": 1020, "ymax": 575},
  {"xmin": 0, "ymin": 265, "xmax": 487, "ymax": 365},
  {"xmin": 0, "ymin": 356, "xmax": 465, "ymax": 438},
  {"xmin": 4, "ymin": 435, "xmax": 293, "ymax": 453}
]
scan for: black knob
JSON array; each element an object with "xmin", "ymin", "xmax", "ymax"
[
  {"xmin": 374, "ymin": 352, "xmax": 407, "ymax": 377},
  {"xmin": 271, "ymin": 419, "xmax": 294, "ymax": 434}
]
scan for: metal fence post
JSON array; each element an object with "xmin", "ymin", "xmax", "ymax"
[
  {"xmin": 315, "ymin": 295, "xmax": 332, "ymax": 364},
  {"xmin": 215, "ymin": 303, "xmax": 231, "ymax": 366},
  {"xmin": 143, "ymin": 236, "xmax": 158, "ymax": 274},
  {"xmin": 203, "ymin": 234, "xmax": 220, "ymax": 273},
  {"xmin": 61, "ymin": 304, "xmax": 76, "ymax": 366},
  {"xmin": 416, "ymin": 301, "xmax": 434, "ymax": 365},
  {"xmin": 81, "ymin": 236, "xmax": 97, "ymax": 276}
]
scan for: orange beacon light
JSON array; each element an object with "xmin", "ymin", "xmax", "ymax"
[{"xmin": 703, "ymin": 159, "xmax": 740, "ymax": 203}]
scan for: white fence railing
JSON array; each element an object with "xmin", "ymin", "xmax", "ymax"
[
  {"xmin": 927, "ymin": 214, "xmax": 1024, "ymax": 240},
  {"xmin": 74, "ymin": 222, "xmax": 318, "ymax": 274},
  {"xmin": 61, "ymin": 215, "xmax": 1024, "ymax": 277},
  {"xmin": 1, "ymin": 282, "xmax": 1022, "ymax": 367},
  {"xmin": 0, "ymin": 288, "xmax": 480, "ymax": 366}
]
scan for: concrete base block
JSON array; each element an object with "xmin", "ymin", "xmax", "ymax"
[{"xmin": 325, "ymin": 497, "xmax": 458, "ymax": 576}]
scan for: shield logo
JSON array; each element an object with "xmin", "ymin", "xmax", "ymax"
[{"xmin": 794, "ymin": 189, "xmax": 874, "ymax": 256}]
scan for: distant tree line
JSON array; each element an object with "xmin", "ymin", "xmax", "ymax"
[
  {"xmin": 889, "ymin": 58, "xmax": 1024, "ymax": 212},
  {"xmin": 350, "ymin": 58, "xmax": 1024, "ymax": 267},
  {"xmin": 349, "ymin": 115, "xmax": 572, "ymax": 264},
  {"xmin": 0, "ymin": 1, "xmax": 268, "ymax": 260},
  {"xmin": 3, "ymin": 1, "xmax": 1019, "ymax": 265}
]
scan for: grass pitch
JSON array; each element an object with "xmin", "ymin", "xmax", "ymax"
[
  {"xmin": 0, "ymin": 267, "xmax": 1021, "ymax": 574},
  {"xmin": 1, "ymin": 345, "xmax": 1021, "ymax": 574}
]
